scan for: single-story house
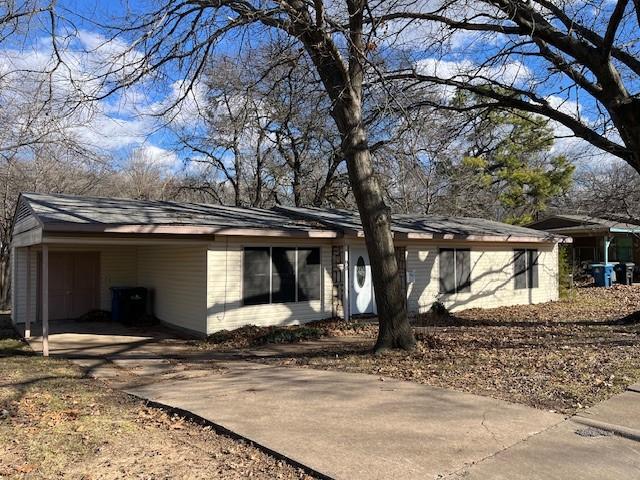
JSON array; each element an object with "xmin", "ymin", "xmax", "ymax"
[
  {"xmin": 11, "ymin": 193, "xmax": 566, "ymax": 353},
  {"xmin": 528, "ymin": 214, "xmax": 640, "ymax": 270}
]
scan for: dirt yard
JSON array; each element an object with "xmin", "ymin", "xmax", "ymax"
[
  {"xmin": 0, "ymin": 319, "xmax": 314, "ymax": 480},
  {"xmin": 246, "ymin": 286, "xmax": 640, "ymax": 415}
]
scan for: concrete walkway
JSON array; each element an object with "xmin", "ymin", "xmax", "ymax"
[
  {"xmin": 453, "ymin": 385, "xmax": 640, "ymax": 479},
  {"xmin": 24, "ymin": 321, "xmax": 640, "ymax": 479}
]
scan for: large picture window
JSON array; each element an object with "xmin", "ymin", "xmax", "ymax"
[
  {"xmin": 243, "ymin": 247, "xmax": 321, "ymax": 305},
  {"xmin": 514, "ymin": 249, "xmax": 539, "ymax": 289},
  {"xmin": 439, "ymin": 248, "xmax": 471, "ymax": 294}
]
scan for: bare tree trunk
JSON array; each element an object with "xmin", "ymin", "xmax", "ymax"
[
  {"xmin": 611, "ymin": 100, "xmax": 640, "ymax": 171},
  {"xmin": 0, "ymin": 256, "xmax": 9, "ymax": 310},
  {"xmin": 336, "ymin": 103, "xmax": 416, "ymax": 351},
  {"xmin": 314, "ymin": 0, "xmax": 415, "ymax": 351},
  {"xmin": 292, "ymin": 157, "xmax": 302, "ymax": 207}
]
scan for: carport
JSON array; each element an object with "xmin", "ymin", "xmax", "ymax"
[{"xmin": 11, "ymin": 193, "xmax": 215, "ymax": 356}]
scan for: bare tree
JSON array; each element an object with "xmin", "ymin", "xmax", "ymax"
[
  {"xmin": 79, "ymin": 1, "xmax": 425, "ymax": 350},
  {"xmin": 174, "ymin": 45, "xmax": 349, "ymax": 209},
  {"xmin": 381, "ymin": 0, "xmax": 640, "ymax": 170}
]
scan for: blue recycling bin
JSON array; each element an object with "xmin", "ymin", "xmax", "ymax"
[{"xmin": 591, "ymin": 264, "xmax": 615, "ymax": 287}]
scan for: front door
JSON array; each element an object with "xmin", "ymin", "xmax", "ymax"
[
  {"xmin": 48, "ymin": 252, "xmax": 100, "ymax": 320},
  {"xmin": 350, "ymin": 247, "xmax": 375, "ymax": 315}
]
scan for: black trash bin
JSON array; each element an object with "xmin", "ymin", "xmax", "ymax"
[
  {"xmin": 110, "ymin": 287, "xmax": 148, "ymax": 325},
  {"xmin": 615, "ymin": 262, "xmax": 635, "ymax": 285}
]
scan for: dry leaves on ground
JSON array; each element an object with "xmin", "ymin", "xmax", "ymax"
[
  {"xmin": 256, "ymin": 286, "xmax": 640, "ymax": 414},
  {"xmin": 0, "ymin": 319, "xmax": 316, "ymax": 480}
]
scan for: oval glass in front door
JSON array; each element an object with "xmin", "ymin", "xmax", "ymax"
[
  {"xmin": 356, "ymin": 256, "xmax": 366, "ymax": 288},
  {"xmin": 350, "ymin": 248, "xmax": 374, "ymax": 314}
]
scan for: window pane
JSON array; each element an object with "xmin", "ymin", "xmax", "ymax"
[
  {"xmin": 456, "ymin": 249, "xmax": 471, "ymax": 293},
  {"xmin": 298, "ymin": 248, "xmax": 321, "ymax": 301},
  {"xmin": 439, "ymin": 249, "xmax": 456, "ymax": 294},
  {"xmin": 514, "ymin": 249, "xmax": 527, "ymax": 289},
  {"xmin": 528, "ymin": 249, "xmax": 539, "ymax": 289},
  {"xmin": 243, "ymin": 247, "xmax": 270, "ymax": 305},
  {"xmin": 272, "ymin": 247, "xmax": 296, "ymax": 303}
]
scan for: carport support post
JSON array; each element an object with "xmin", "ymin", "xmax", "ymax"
[
  {"xmin": 41, "ymin": 245, "xmax": 49, "ymax": 357},
  {"xmin": 604, "ymin": 236, "xmax": 611, "ymax": 264},
  {"xmin": 25, "ymin": 247, "xmax": 31, "ymax": 338}
]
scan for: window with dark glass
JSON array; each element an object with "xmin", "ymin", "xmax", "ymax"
[
  {"xmin": 297, "ymin": 248, "xmax": 321, "ymax": 301},
  {"xmin": 243, "ymin": 247, "xmax": 321, "ymax": 305},
  {"xmin": 439, "ymin": 248, "xmax": 471, "ymax": 294},
  {"xmin": 243, "ymin": 247, "xmax": 271, "ymax": 305},
  {"xmin": 355, "ymin": 256, "xmax": 366, "ymax": 288},
  {"xmin": 514, "ymin": 249, "xmax": 539, "ymax": 289},
  {"xmin": 272, "ymin": 248, "xmax": 296, "ymax": 303}
]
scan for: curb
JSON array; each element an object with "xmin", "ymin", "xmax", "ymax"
[
  {"xmin": 626, "ymin": 384, "xmax": 640, "ymax": 394},
  {"xmin": 571, "ymin": 416, "xmax": 640, "ymax": 443},
  {"xmin": 125, "ymin": 392, "xmax": 334, "ymax": 480}
]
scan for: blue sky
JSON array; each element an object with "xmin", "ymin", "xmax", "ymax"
[{"xmin": 3, "ymin": 0, "xmax": 633, "ymax": 172}]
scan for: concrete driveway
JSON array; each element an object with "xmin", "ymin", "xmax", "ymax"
[{"xmin": 25, "ymin": 321, "xmax": 640, "ymax": 479}]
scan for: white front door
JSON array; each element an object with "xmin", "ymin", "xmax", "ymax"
[{"xmin": 350, "ymin": 247, "xmax": 375, "ymax": 315}]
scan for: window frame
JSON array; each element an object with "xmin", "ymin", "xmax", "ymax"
[
  {"xmin": 514, "ymin": 248, "xmax": 539, "ymax": 290},
  {"xmin": 439, "ymin": 248, "xmax": 472, "ymax": 295},
  {"xmin": 242, "ymin": 246, "xmax": 322, "ymax": 306}
]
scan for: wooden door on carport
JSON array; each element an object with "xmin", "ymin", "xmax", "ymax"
[{"xmin": 46, "ymin": 252, "xmax": 100, "ymax": 320}]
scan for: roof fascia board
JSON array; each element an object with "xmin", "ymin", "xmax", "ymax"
[
  {"xmin": 41, "ymin": 234, "xmax": 212, "ymax": 246},
  {"xmin": 609, "ymin": 227, "xmax": 640, "ymax": 234},
  {"xmin": 399, "ymin": 232, "xmax": 568, "ymax": 243},
  {"xmin": 41, "ymin": 223, "xmax": 339, "ymax": 238}
]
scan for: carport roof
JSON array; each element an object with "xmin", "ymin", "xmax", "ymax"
[
  {"xmin": 15, "ymin": 192, "xmax": 564, "ymax": 242},
  {"xmin": 17, "ymin": 192, "xmax": 335, "ymax": 237}
]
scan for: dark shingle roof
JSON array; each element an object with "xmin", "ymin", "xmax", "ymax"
[
  {"xmin": 19, "ymin": 192, "xmax": 327, "ymax": 233},
  {"xmin": 274, "ymin": 206, "xmax": 557, "ymax": 240},
  {"xmin": 528, "ymin": 214, "xmax": 640, "ymax": 234},
  {"xmin": 17, "ymin": 192, "xmax": 563, "ymax": 242}
]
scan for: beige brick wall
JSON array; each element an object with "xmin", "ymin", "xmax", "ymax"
[
  {"xmin": 206, "ymin": 237, "xmax": 333, "ymax": 334},
  {"xmin": 405, "ymin": 242, "xmax": 559, "ymax": 313}
]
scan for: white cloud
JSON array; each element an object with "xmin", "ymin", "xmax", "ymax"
[
  {"xmin": 135, "ymin": 145, "xmax": 182, "ymax": 169},
  {"xmin": 416, "ymin": 57, "xmax": 532, "ymax": 86},
  {"xmin": 0, "ymin": 30, "xmax": 191, "ymax": 170}
]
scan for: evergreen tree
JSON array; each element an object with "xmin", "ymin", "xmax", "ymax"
[{"xmin": 460, "ymin": 107, "xmax": 574, "ymax": 225}]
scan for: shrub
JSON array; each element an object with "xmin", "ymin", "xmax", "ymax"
[
  {"xmin": 558, "ymin": 244, "xmax": 575, "ymax": 299},
  {"xmin": 251, "ymin": 326, "xmax": 325, "ymax": 346}
]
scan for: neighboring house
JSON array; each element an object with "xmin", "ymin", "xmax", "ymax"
[
  {"xmin": 11, "ymin": 193, "xmax": 565, "ymax": 341},
  {"xmin": 528, "ymin": 214, "xmax": 640, "ymax": 269}
]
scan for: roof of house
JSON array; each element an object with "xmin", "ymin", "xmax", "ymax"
[
  {"xmin": 528, "ymin": 214, "xmax": 640, "ymax": 235},
  {"xmin": 15, "ymin": 192, "xmax": 335, "ymax": 237},
  {"xmin": 274, "ymin": 206, "xmax": 558, "ymax": 241},
  {"xmin": 14, "ymin": 192, "xmax": 564, "ymax": 243}
]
